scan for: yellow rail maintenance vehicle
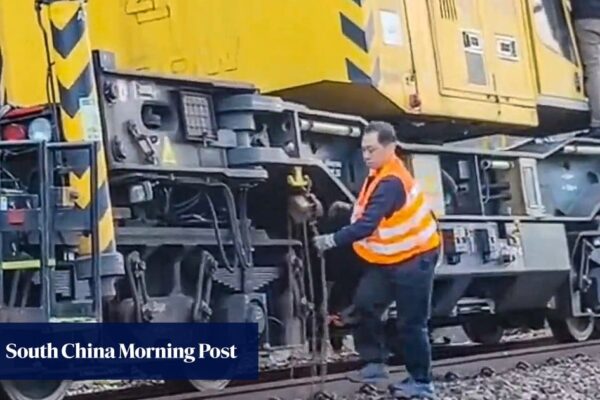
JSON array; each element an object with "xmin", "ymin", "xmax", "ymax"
[
  {"xmin": 1, "ymin": 1, "xmax": 600, "ymax": 400},
  {"xmin": 3, "ymin": 1, "xmax": 588, "ymax": 140}
]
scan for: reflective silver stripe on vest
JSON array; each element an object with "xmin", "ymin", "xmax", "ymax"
[
  {"xmin": 377, "ymin": 202, "xmax": 432, "ymax": 239},
  {"xmin": 406, "ymin": 183, "xmax": 421, "ymax": 204},
  {"xmin": 374, "ymin": 182, "xmax": 428, "ymax": 239},
  {"xmin": 356, "ymin": 218, "xmax": 438, "ymax": 256},
  {"xmin": 351, "ymin": 205, "xmax": 362, "ymax": 223}
]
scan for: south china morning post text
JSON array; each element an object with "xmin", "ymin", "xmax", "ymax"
[
  {"xmin": 0, "ymin": 323, "xmax": 259, "ymax": 380},
  {"xmin": 5, "ymin": 342, "xmax": 238, "ymax": 364}
]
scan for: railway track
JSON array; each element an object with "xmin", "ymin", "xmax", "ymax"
[{"xmin": 66, "ymin": 334, "xmax": 596, "ymax": 400}]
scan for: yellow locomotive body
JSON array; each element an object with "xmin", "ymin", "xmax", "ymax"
[
  {"xmin": 0, "ymin": 2, "xmax": 598, "ymax": 400},
  {"xmin": 0, "ymin": 0, "xmax": 589, "ymax": 139}
]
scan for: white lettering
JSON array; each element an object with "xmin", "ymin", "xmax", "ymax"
[
  {"xmin": 4, "ymin": 344, "xmax": 58, "ymax": 359},
  {"xmin": 61, "ymin": 343, "xmax": 115, "ymax": 359},
  {"xmin": 62, "ymin": 343, "xmax": 74, "ymax": 359},
  {"xmin": 119, "ymin": 343, "xmax": 196, "ymax": 363},
  {"xmin": 198, "ymin": 344, "xmax": 237, "ymax": 359},
  {"xmin": 119, "ymin": 343, "xmax": 134, "ymax": 359},
  {"xmin": 5, "ymin": 344, "xmax": 16, "ymax": 359},
  {"xmin": 226, "ymin": 345, "xmax": 237, "ymax": 359},
  {"xmin": 3, "ymin": 342, "xmax": 240, "ymax": 363}
]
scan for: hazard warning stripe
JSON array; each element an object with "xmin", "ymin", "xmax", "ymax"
[
  {"xmin": 340, "ymin": 13, "xmax": 368, "ymax": 52},
  {"xmin": 339, "ymin": 11, "xmax": 374, "ymax": 53},
  {"xmin": 339, "ymin": 0, "xmax": 373, "ymax": 52},
  {"xmin": 78, "ymin": 181, "xmax": 115, "ymax": 254},
  {"xmin": 50, "ymin": 8, "xmax": 84, "ymax": 59},
  {"xmin": 57, "ymin": 64, "xmax": 93, "ymax": 118},
  {"xmin": 48, "ymin": 0, "xmax": 116, "ymax": 257},
  {"xmin": 345, "ymin": 57, "xmax": 381, "ymax": 86},
  {"xmin": 346, "ymin": 59, "xmax": 371, "ymax": 84},
  {"xmin": 66, "ymin": 151, "xmax": 108, "ymax": 209},
  {"xmin": 340, "ymin": 0, "xmax": 379, "ymax": 87}
]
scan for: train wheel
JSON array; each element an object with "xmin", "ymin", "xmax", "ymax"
[
  {"xmin": 0, "ymin": 380, "xmax": 71, "ymax": 400},
  {"xmin": 188, "ymin": 380, "xmax": 230, "ymax": 392},
  {"xmin": 593, "ymin": 318, "xmax": 600, "ymax": 337},
  {"xmin": 462, "ymin": 318, "xmax": 504, "ymax": 344},
  {"xmin": 548, "ymin": 316, "xmax": 595, "ymax": 342}
]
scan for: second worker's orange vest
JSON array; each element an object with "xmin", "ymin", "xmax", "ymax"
[{"xmin": 351, "ymin": 155, "xmax": 440, "ymax": 265}]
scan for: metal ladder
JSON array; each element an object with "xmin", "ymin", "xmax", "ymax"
[{"xmin": 0, "ymin": 140, "xmax": 102, "ymax": 323}]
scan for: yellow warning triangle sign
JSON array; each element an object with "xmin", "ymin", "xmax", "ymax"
[{"xmin": 162, "ymin": 136, "xmax": 176, "ymax": 165}]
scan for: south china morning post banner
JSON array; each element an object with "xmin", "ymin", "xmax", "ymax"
[{"xmin": 0, "ymin": 323, "xmax": 258, "ymax": 380}]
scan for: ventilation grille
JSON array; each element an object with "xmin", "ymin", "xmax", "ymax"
[
  {"xmin": 180, "ymin": 92, "xmax": 217, "ymax": 141},
  {"xmin": 440, "ymin": 0, "xmax": 458, "ymax": 20}
]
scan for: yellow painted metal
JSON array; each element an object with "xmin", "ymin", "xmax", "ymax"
[
  {"xmin": 525, "ymin": 0, "xmax": 586, "ymax": 103},
  {"xmin": 1, "ymin": 259, "xmax": 56, "ymax": 270},
  {"xmin": 45, "ymin": 0, "xmax": 117, "ymax": 260},
  {"xmin": 0, "ymin": 0, "xmax": 50, "ymax": 106},
  {"xmin": 0, "ymin": 8, "xmax": 4, "ymax": 108},
  {"xmin": 287, "ymin": 167, "xmax": 311, "ymax": 189},
  {"xmin": 429, "ymin": 0, "xmax": 495, "ymax": 98},
  {"xmin": 0, "ymin": 0, "xmax": 588, "ymax": 131},
  {"xmin": 486, "ymin": 0, "xmax": 537, "ymax": 104},
  {"xmin": 426, "ymin": 0, "xmax": 537, "ymax": 106}
]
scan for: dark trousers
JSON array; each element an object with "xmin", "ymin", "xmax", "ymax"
[{"xmin": 352, "ymin": 248, "xmax": 438, "ymax": 383}]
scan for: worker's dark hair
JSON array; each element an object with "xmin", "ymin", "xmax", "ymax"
[{"xmin": 364, "ymin": 121, "xmax": 396, "ymax": 145}]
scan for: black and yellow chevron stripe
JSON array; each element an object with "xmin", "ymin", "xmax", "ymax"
[
  {"xmin": 339, "ymin": 0, "xmax": 381, "ymax": 87},
  {"xmin": 48, "ymin": 0, "xmax": 116, "ymax": 258}
]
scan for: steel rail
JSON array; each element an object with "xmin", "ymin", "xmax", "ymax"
[{"xmin": 65, "ymin": 335, "xmax": 584, "ymax": 400}]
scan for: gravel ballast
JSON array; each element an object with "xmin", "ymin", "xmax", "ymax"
[
  {"xmin": 65, "ymin": 353, "xmax": 600, "ymax": 399},
  {"xmin": 67, "ymin": 380, "xmax": 164, "ymax": 395},
  {"xmin": 320, "ymin": 353, "xmax": 600, "ymax": 399},
  {"xmin": 433, "ymin": 353, "xmax": 600, "ymax": 400},
  {"xmin": 64, "ymin": 329, "xmax": 596, "ymax": 399}
]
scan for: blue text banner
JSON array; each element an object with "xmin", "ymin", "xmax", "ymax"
[{"xmin": 0, "ymin": 323, "xmax": 259, "ymax": 380}]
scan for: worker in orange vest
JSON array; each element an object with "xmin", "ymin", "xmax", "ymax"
[{"xmin": 313, "ymin": 121, "xmax": 441, "ymax": 399}]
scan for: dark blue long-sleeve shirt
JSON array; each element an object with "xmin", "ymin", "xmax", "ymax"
[
  {"xmin": 333, "ymin": 177, "xmax": 406, "ymax": 246},
  {"xmin": 572, "ymin": 0, "xmax": 600, "ymax": 19}
]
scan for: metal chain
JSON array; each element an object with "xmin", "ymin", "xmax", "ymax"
[
  {"xmin": 302, "ymin": 222, "xmax": 318, "ymax": 396},
  {"xmin": 286, "ymin": 167, "xmax": 333, "ymax": 399},
  {"xmin": 303, "ymin": 220, "xmax": 332, "ymax": 400},
  {"xmin": 310, "ymin": 221, "xmax": 330, "ymax": 393}
]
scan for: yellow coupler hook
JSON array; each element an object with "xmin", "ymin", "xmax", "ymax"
[
  {"xmin": 287, "ymin": 166, "xmax": 311, "ymax": 190},
  {"xmin": 286, "ymin": 166, "xmax": 323, "ymax": 223}
]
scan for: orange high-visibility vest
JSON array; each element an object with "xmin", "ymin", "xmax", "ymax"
[{"xmin": 351, "ymin": 156, "xmax": 440, "ymax": 265}]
